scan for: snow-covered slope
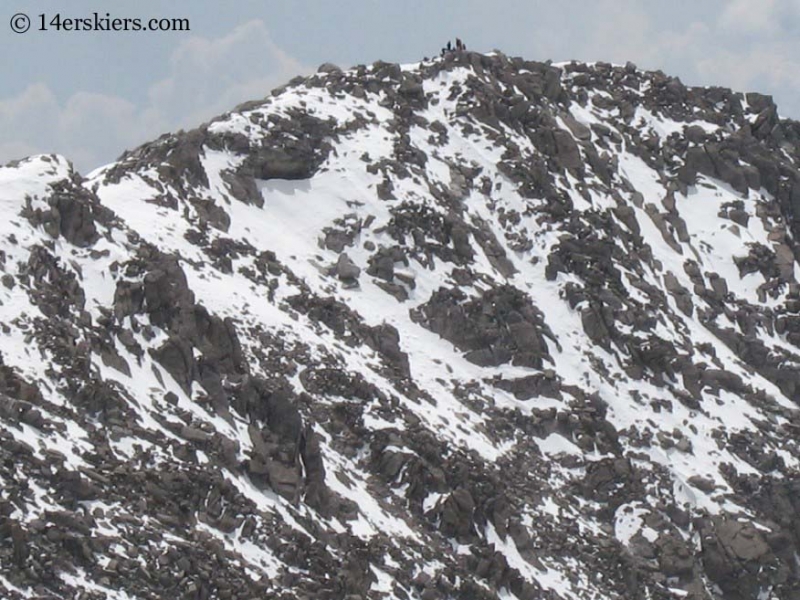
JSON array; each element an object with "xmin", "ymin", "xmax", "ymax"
[{"xmin": 2, "ymin": 51, "xmax": 800, "ymax": 600}]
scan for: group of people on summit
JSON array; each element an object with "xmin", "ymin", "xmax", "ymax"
[{"xmin": 440, "ymin": 38, "xmax": 467, "ymax": 57}]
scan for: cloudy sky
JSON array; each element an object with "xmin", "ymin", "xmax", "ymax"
[{"xmin": 3, "ymin": 0, "xmax": 800, "ymax": 172}]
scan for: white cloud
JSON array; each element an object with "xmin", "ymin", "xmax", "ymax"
[
  {"xmin": 147, "ymin": 19, "xmax": 305, "ymax": 128},
  {"xmin": 0, "ymin": 84, "xmax": 60, "ymax": 148},
  {"xmin": 719, "ymin": 0, "xmax": 800, "ymax": 36},
  {"xmin": 694, "ymin": 43, "xmax": 800, "ymax": 92},
  {"xmin": 0, "ymin": 20, "xmax": 308, "ymax": 173},
  {"xmin": 720, "ymin": 0, "xmax": 781, "ymax": 34}
]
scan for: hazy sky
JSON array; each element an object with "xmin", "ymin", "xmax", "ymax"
[{"xmin": 3, "ymin": 0, "xmax": 800, "ymax": 172}]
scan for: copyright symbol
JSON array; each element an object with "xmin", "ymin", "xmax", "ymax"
[{"xmin": 10, "ymin": 13, "xmax": 30, "ymax": 33}]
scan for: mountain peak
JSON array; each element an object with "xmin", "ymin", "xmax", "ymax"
[{"xmin": 1, "ymin": 51, "xmax": 800, "ymax": 600}]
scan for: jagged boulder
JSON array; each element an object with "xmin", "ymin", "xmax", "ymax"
[
  {"xmin": 438, "ymin": 487, "xmax": 476, "ymax": 540},
  {"xmin": 411, "ymin": 285, "xmax": 554, "ymax": 368},
  {"xmin": 150, "ymin": 336, "xmax": 195, "ymax": 393},
  {"xmin": 142, "ymin": 257, "xmax": 195, "ymax": 328},
  {"xmin": 700, "ymin": 517, "xmax": 782, "ymax": 599}
]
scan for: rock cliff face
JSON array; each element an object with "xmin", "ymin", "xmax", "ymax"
[{"xmin": 1, "ymin": 50, "xmax": 800, "ymax": 599}]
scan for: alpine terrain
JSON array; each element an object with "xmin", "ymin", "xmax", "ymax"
[{"xmin": 2, "ymin": 50, "xmax": 800, "ymax": 600}]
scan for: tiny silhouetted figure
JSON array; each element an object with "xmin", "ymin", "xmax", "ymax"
[
  {"xmin": 447, "ymin": 40, "xmax": 452, "ymax": 52},
  {"xmin": 456, "ymin": 38, "xmax": 463, "ymax": 51}
]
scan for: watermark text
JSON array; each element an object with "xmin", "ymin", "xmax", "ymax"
[{"xmin": 11, "ymin": 12, "xmax": 190, "ymax": 34}]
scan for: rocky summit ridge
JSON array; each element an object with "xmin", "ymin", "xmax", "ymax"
[{"xmin": 1, "ymin": 49, "xmax": 800, "ymax": 600}]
